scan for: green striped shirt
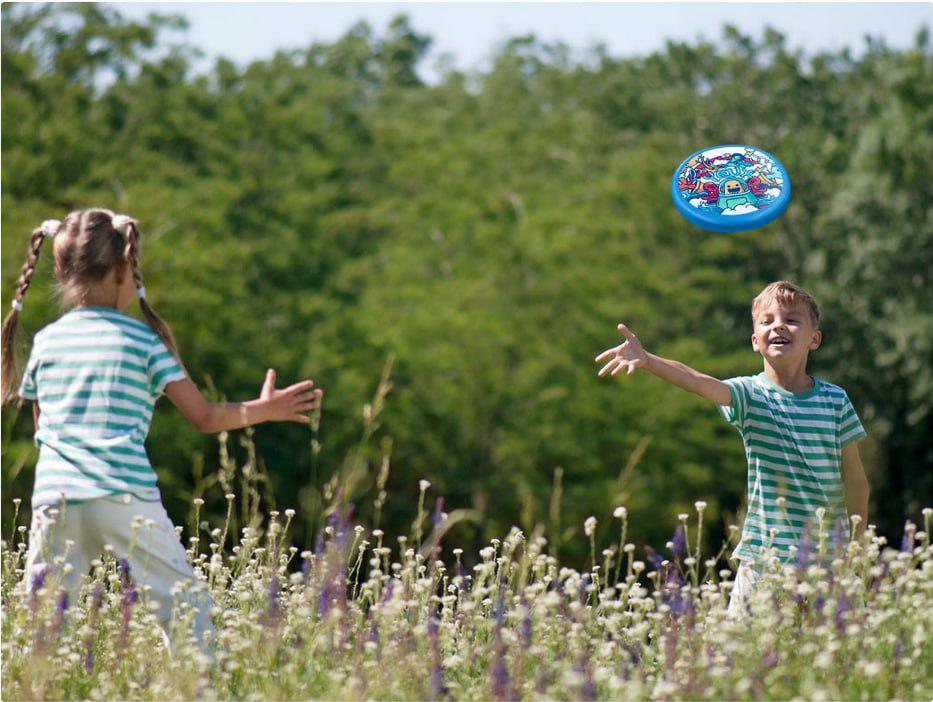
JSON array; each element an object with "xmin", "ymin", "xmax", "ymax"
[
  {"xmin": 717, "ymin": 373, "xmax": 867, "ymax": 565},
  {"xmin": 18, "ymin": 306, "xmax": 187, "ymax": 509}
]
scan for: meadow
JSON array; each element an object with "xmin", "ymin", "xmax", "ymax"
[{"xmin": 3, "ymin": 441, "xmax": 931, "ymax": 701}]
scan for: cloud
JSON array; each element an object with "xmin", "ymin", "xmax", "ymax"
[
  {"xmin": 721, "ymin": 203, "xmax": 759, "ymax": 216},
  {"xmin": 766, "ymin": 188, "xmax": 781, "ymax": 197},
  {"xmin": 689, "ymin": 198, "xmax": 705, "ymax": 207}
]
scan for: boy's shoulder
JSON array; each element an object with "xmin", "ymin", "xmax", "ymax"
[{"xmin": 728, "ymin": 374, "xmax": 851, "ymax": 404}]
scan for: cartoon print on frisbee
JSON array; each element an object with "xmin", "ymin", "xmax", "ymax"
[{"xmin": 676, "ymin": 147, "xmax": 784, "ymax": 216}]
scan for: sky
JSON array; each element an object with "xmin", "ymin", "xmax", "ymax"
[{"xmin": 115, "ymin": 2, "xmax": 931, "ymax": 80}]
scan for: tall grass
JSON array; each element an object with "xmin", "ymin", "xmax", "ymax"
[{"xmin": 3, "ymin": 376, "xmax": 931, "ymax": 700}]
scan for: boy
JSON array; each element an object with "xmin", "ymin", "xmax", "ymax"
[{"xmin": 595, "ymin": 281, "xmax": 869, "ymax": 615}]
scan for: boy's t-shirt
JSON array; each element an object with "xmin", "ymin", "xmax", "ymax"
[
  {"xmin": 717, "ymin": 373, "xmax": 867, "ymax": 565},
  {"xmin": 18, "ymin": 306, "xmax": 187, "ymax": 509}
]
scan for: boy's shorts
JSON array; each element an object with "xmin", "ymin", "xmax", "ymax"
[
  {"xmin": 22, "ymin": 493, "xmax": 214, "ymax": 646},
  {"xmin": 727, "ymin": 561, "xmax": 761, "ymax": 617}
]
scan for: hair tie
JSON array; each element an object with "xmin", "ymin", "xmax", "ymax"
[
  {"xmin": 11, "ymin": 299, "xmax": 23, "ymax": 312},
  {"xmin": 112, "ymin": 215, "xmax": 134, "ymax": 233},
  {"xmin": 40, "ymin": 219, "xmax": 62, "ymax": 238},
  {"xmin": 136, "ymin": 286, "xmax": 146, "ymax": 299}
]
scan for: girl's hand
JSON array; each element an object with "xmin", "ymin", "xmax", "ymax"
[
  {"xmin": 259, "ymin": 369, "xmax": 323, "ymax": 424},
  {"xmin": 595, "ymin": 323, "xmax": 648, "ymax": 377}
]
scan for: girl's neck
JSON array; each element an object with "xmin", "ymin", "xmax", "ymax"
[{"xmin": 74, "ymin": 284, "xmax": 120, "ymax": 309}]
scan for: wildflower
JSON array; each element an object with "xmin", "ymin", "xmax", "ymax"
[
  {"xmin": 419, "ymin": 480, "xmax": 431, "ymax": 492},
  {"xmin": 613, "ymin": 506, "xmax": 628, "ymax": 519},
  {"xmin": 584, "ymin": 516, "xmax": 597, "ymax": 536},
  {"xmin": 694, "ymin": 500, "xmax": 707, "ymax": 512},
  {"xmin": 670, "ymin": 524, "xmax": 686, "ymax": 561}
]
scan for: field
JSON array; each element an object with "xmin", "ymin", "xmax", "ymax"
[{"xmin": 3, "ymin": 483, "xmax": 931, "ymax": 701}]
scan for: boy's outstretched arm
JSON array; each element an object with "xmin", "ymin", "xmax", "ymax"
[
  {"xmin": 840, "ymin": 440, "xmax": 869, "ymax": 540},
  {"xmin": 596, "ymin": 323, "xmax": 732, "ymax": 407}
]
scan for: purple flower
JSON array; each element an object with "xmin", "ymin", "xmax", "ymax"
[
  {"xmin": 644, "ymin": 546, "xmax": 663, "ymax": 572},
  {"xmin": 489, "ymin": 630, "xmax": 513, "ymax": 701},
  {"xmin": 761, "ymin": 650, "xmax": 780, "ymax": 667},
  {"xmin": 431, "ymin": 497, "xmax": 445, "ymax": 529},
  {"xmin": 670, "ymin": 524, "xmax": 686, "ymax": 561},
  {"xmin": 834, "ymin": 590, "xmax": 849, "ymax": 631},
  {"xmin": 84, "ymin": 583, "xmax": 105, "ymax": 674},
  {"xmin": 427, "ymin": 616, "xmax": 445, "ymax": 700},
  {"xmin": 900, "ymin": 533, "xmax": 910, "ymax": 553},
  {"xmin": 29, "ymin": 566, "xmax": 48, "ymax": 611},
  {"xmin": 575, "ymin": 649, "xmax": 598, "ymax": 701},
  {"xmin": 796, "ymin": 530, "xmax": 813, "ymax": 570},
  {"xmin": 267, "ymin": 574, "xmax": 281, "ymax": 620},
  {"xmin": 519, "ymin": 597, "xmax": 533, "ymax": 649}
]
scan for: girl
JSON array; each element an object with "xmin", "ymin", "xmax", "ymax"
[{"xmin": 2, "ymin": 208, "xmax": 323, "ymax": 646}]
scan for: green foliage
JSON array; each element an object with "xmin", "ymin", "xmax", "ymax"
[{"xmin": 2, "ymin": 4, "xmax": 930, "ymax": 566}]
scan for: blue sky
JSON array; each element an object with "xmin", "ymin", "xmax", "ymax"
[{"xmin": 115, "ymin": 2, "xmax": 931, "ymax": 80}]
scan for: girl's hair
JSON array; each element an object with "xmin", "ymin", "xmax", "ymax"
[{"xmin": 2, "ymin": 208, "xmax": 181, "ymax": 403}]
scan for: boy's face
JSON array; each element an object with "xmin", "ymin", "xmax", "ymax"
[{"xmin": 750, "ymin": 300, "xmax": 821, "ymax": 365}]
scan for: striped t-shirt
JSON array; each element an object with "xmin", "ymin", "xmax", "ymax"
[
  {"xmin": 717, "ymin": 373, "xmax": 867, "ymax": 564},
  {"xmin": 18, "ymin": 306, "xmax": 187, "ymax": 508}
]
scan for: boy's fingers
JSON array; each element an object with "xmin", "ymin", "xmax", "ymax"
[
  {"xmin": 626, "ymin": 363, "xmax": 637, "ymax": 375},
  {"xmin": 290, "ymin": 414, "xmax": 311, "ymax": 424},
  {"xmin": 617, "ymin": 323, "xmax": 636, "ymax": 341}
]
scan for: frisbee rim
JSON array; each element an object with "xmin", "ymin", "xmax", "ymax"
[{"xmin": 670, "ymin": 144, "xmax": 791, "ymax": 233}]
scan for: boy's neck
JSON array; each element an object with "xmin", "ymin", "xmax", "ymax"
[{"xmin": 762, "ymin": 360, "xmax": 814, "ymax": 394}]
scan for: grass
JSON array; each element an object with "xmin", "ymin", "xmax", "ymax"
[{"xmin": 2, "ymin": 481, "xmax": 931, "ymax": 700}]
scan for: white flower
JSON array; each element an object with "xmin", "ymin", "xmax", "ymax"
[
  {"xmin": 694, "ymin": 501, "xmax": 707, "ymax": 512},
  {"xmin": 584, "ymin": 516, "xmax": 597, "ymax": 536},
  {"xmin": 678, "ymin": 513, "xmax": 689, "ymax": 521},
  {"xmin": 613, "ymin": 506, "xmax": 628, "ymax": 519},
  {"xmin": 419, "ymin": 480, "xmax": 431, "ymax": 492}
]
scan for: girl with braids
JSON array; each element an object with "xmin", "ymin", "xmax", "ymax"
[{"xmin": 1, "ymin": 208, "xmax": 323, "ymax": 648}]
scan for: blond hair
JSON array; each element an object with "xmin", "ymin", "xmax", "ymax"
[{"xmin": 751, "ymin": 280, "xmax": 821, "ymax": 329}]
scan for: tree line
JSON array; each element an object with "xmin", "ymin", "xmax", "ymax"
[{"xmin": 2, "ymin": 4, "xmax": 930, "ymax": 565}]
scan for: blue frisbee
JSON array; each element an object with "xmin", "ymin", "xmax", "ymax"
[{"xmin": 670, "ymin": 145, "xmax": 791, "ymax": 233}]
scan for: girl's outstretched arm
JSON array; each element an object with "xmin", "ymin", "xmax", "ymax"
[{"xmin": 164, "ymin": 369, "xmax": 322, "ymax": 434}]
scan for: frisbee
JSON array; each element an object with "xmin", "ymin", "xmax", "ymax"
[{"xmin": 670, "ymin": 145, "xmax": 791, "ymax": 233}]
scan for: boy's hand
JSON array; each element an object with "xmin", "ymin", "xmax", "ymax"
[
  {"xmin": 595, "ymin": 324, "xmax": 648, "ymax": 377},
  {"xmin": 259, "ymin": 369, "xmax": 323, "ymax": 423}
]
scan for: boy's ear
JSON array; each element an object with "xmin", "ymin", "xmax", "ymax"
[
  {"xmin": 810, "ymin": 330, "xmax": 823, "ymax": 350},
  {"xmin": 750, "ymin": 333, "xmax": 760, "ymax": 351}
]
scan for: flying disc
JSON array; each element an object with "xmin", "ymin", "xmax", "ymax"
[{"xmin": 670, "ymin": 145, "xmax": 791, "ymax": 233}]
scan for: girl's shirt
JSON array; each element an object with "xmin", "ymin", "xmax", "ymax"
[
  {"xmin": 18, "ymin": 306, "xmax": 186, "ymax": 509},
  {"xmin": 717, "ymin": 373, "xmax": 867, "ymax": 565}
]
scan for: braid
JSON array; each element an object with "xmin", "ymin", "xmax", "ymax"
[
  {"xmin": 122, "ymin": 220, "xmax": 185, "ymax": 373},
  {"xmin": 2, "ymin": 227, "xmax": 47, "ymax": 403}
]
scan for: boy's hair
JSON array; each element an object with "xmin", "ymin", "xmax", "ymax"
[
  {"xmin": 1, "ymin": 208, "xmax": 181, "ymax": 403},
  {"xmin": 751, "ymin": 280, "xmax": 821, "ymax": 329}
]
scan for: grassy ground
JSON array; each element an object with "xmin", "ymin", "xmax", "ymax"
[{"xmin": 2, "ymin": 485, "xmax": 931, "ymax": 701}]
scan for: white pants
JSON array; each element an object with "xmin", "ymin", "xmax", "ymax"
[
  {"xmin": 23, "ymin": 494, "xmax": 214, "ymax": 646},
  {"xmin": 727, "ymin": 562, "xmax": 761, "ymax": 618}
]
